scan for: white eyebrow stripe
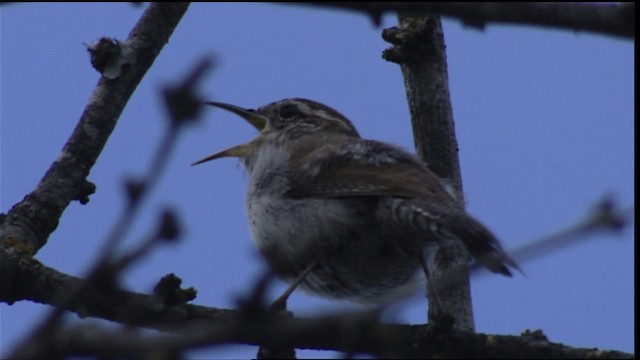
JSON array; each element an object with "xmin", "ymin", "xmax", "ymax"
[{"xmin": 294, "ymin": 101, "xmax": 352, "ymax": 131}]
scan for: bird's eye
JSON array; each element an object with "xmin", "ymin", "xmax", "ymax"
[{"xmin": 280, "ymin": 104, "xmax": 301, "ymax": 119}]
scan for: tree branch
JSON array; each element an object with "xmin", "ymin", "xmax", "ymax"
[
  {"xmin": 300, "ymin": 2, "xmax": 635, "ymax": 40},
  {"xmin": 1, "ymin": 246, "xmax": 632, "ymax": 359},
  {"xmin": 0, "ymin": 3, "xmax": 190, "ymax": 255},
  {"xmin": 383, "ymin": 15, "xmax": 475, "ymax": 332}
]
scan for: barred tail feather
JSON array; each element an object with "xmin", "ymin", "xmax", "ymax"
[
  {"xmin": 388, "ymin": 198, "xmax": 521, "ymax": 276},
  {"xmin": 450, "ymin": 214, "xmax": 521, "ymax": 276}
]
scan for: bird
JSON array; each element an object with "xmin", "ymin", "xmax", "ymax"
[{"xmin": 192, "ymin": 98, "xmax": 518, "ymax": 309}]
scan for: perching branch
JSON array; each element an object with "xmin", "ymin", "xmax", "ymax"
[
  {"xmin": 2, "ymin": 195, "xmax": 632, "ymax": 358},
  {"xmin": 1, "ymin": 246, "xmax": 633, "ymax": 359}
]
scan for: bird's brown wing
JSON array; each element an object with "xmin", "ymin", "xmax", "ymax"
[
  {"xmin": 286, "ymin": 137, "xmax": 455, "ymax": 202},
  {"xmin": 286, "ymin": 136, "xmax": 519, "ymax": 276}
]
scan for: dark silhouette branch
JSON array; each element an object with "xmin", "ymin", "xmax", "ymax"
[
  {"xmin": 299, "ymin": 2, "xmax": 635, "ymax": 40},
  {"xmin": 14, "ymin": 317, "xmax": 637, "ymax": 359},
  {"xmin": 2, "ymin": 246, "xmax": 633, "ymax": 359}
]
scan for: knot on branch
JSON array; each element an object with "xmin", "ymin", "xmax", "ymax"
[
  {"xmin": 74, "ymin": 180, "xmax": 96, "ymax": 205},
  {"xmin": 521, "ymin": 329, "xmax": 549, "ymax": 343},
  {"xmin": 86, "ymin": 37, "xmax": 135, "ymax": 79},
  {"xmin": 153, "ymin": 273, "xmax": 197, "ymax": 306},
  {"xmin": 382, "ymin": 17, "xmax": 440, "ymax": 64}
]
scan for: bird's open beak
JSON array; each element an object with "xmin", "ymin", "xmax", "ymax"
[
  {"xmin": 191, "ymin": 101, "xmax": 268, "ymax": 166},
  {"xmin": 191, "ymin": 137, "xmax": 262, "ymax": 165},
  {"xmin": 205, "ymin": 101, "xmax": 268, "ymax": 130}
]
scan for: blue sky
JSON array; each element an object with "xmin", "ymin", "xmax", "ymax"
[{"xmin": 1, "ymin": 3, "xmax": 634, "ymax": 358}]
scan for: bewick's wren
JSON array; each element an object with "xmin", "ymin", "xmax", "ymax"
[{"xmin": 193, "ymin": 98, "xmax": 518, "ymax": 307}]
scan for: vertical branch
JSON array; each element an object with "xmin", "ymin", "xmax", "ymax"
[{"xmin": 383, "ymin": 15, "xmax": 474, "ymax": 332}]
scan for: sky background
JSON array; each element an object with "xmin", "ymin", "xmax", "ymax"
[{"xmin": 0, "ymin": 3, "xmax": 634, "ymax": 358}]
